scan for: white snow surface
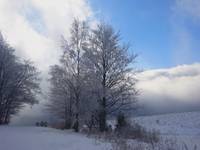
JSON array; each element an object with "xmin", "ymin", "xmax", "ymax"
[
  {"xmin": 134, "ymin": 111, "xmax": 200, "ymax": 148},
  {"xmin": 0, "ymin": 111, "xmax": 200, "ymax": 150},
  {"xmin": 0, "ymin": 126, "xmax": 110, "ymax": 150},
  {"xmin": 134, "ymin": 111, "xmax": 200, "ymax": 136}
]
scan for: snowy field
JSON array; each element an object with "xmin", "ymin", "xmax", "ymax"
[
  {"xmin": 0, "ymin": 111, "xmax": 200, "ymax": 150},
  {"xmin": 134, "ymin": 111, "xmax": 200, "ymax": 148},
  {"xmin": 0, "ymin": 126, "xmax": 111, "ymax": 150}
]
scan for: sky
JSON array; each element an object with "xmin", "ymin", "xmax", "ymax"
[
  {"xmin": 0, "ymin": 0, "xmax": 200, "ymax": 70},
  {"xmin": 90, "ymin": 0, "xmax": 200, "ymax": 69},
  {"xmin": 0, "ymin": 0, "xmax": 199, "ymax": 123}
]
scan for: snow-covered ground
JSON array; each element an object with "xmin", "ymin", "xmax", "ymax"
[
  {"xmin": 0, "ymin": 126, "xmax": 111, "ymax": 150},
  {"xmin": 0, "ymin": 111, "xmax": 200, "ymax": 150},
  {"xmin": 134, "ymin": 111, "xmax": 200, "ymax": 148}
]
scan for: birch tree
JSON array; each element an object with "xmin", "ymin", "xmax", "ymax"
[{"xmin": 48, "ymin": 19, "xmax": 88, "ymax": 131}]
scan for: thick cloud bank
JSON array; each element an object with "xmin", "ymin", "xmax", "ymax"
[
  {"xmin": 0, "ymin": 0, "xmax": 93, "ymax": 72},
  {"xmin": 137, "ymin": 63, "xmax": 200, "ymax": 114}
]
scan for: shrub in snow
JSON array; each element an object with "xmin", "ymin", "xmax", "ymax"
[
  {"xmin": 35, "ymin": 122, "xmax": 40, "ymax": 127},
  {"xmin": 115, "ymin": 119, "xmax": 160, "ymax": 144},
  {"xmin": 110, "ymin": 137, "xmax": 198, "ymax": 150},
  {"xmin": 43, "ymin": 122, "xmax": 48, "ymax": 127},
  {"xmin": 116, "ymin": 113, "xmax": 127, "ymax": 130},
  {"xmin": 73, "ymin": 120, "xmax": 79, "ymax": 132},
  {"xmin": 110, "ymin": 137, "xmax": 132, "ymax": 150},
  {"xmin": 107, "ymin": 124, "xmax": 113, "ymax": 133},
  {"xmin": 40, "ymin": 121, "xmax": 44, "ymax": 127},
  {"xmin": 64, "ymin": 120, "xmax": 72, "ymax": 129},
  {"xmin": 80, "ymin": 125, "xmax": 89, "ymax": 133}
]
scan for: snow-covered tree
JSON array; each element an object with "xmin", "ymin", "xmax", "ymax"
[
  {"xmin": 48, "ymin": 65, "xmax": 74, "ymax": 129},
  {"xmin": 48, "ymin": 19, "xmax": 89, "ymax": 131},
  {"xmin": 0, "ymin": 33, "xmax": 40, "ymax": 124},
  {"xmin": 83, "ymin": 23, "xmax": 138, "ymax": 132},
  {"xmin": 48, "ymin": 21, "xmax": 138, "ymax": 132}
]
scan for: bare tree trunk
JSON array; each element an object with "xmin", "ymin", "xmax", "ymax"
[
  {"xmin": 4, "ymin": 108, "xmax": 10, "ymax": 124},
  {"xmin": 74, "ymin": 91, "xmax": 80, "ymax": 132},
  {"xmin": 0, "ymin": 103, "xmax": 3, "ymax": 124},
  {"xmin": 99, "ymin": 97, "xmax": 106, "ymax": 132},
  {"xmin": 64, "ymin": 104, "xmax": 71, "ymax": 129},
  {"xmin": 0, "ymin": 110, "xmax": 2, "ymax": 124},
  {"xmin": 74, "ymin": 44, "xmax": 80, "ymax": 132},
  {"xmin": 99, "ymin": 56, "xmax": 107, "ymax": 132}
]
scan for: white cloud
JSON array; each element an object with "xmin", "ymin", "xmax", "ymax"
[
  {"xmin": 0, "ymin": 0, "xmax": 93, "ymax": 72},
  {"xmin": 137, "ymin": 63, "xmax": 200, "ymax": 108},
  {"xmin": 12, "ymin": 63, "xmax": 200, "ymax": 124}
]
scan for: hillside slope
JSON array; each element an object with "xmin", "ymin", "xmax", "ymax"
[
  {"xmin": 135, "ymin": 111, "xmax": 200, "ymax": 148},
  {"xmin": 135, "ymin": 111, "xmax": 200, "ymax": 135}
]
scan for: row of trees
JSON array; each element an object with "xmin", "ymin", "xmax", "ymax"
[
  {"xmin": 47, "ymin": 20, "xmax": 138, "ymax": 132},
  {"xmin": 0, "ymin": 34, "xmax": 40, "ymax": 124},
  {"xmin": 0, "ymin": 19, "xmax": 138, "ymax": 130}
]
